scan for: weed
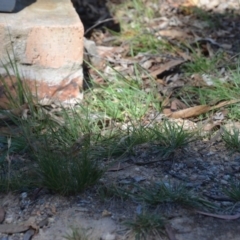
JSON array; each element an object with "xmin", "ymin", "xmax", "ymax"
[{"xmin": 124, "ymin": 211, "xmax": 165, "ymax": 240}]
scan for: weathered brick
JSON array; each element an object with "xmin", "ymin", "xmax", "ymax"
[{"xmin": 0, "ymin": 0, "xmax": 84, "ymax": 109}]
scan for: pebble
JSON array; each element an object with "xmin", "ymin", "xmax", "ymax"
[
  {"xmin": 220, "ymin": 179, "xmax": 228, "ymax": 185},
  {"xmin": 223, "ymin": 175, "xmax": 231, "ymax": 181},
  {"xmin": 5, "ymin": 216, "xmax": 13, "ymax": 224},
  {"xmin": 20, "ymin": 193, "xmax": 27, "ymax": 199}
]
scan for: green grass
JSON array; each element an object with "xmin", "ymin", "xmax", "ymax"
[
  {"xmin": 124, "ymin": 211, "xmax": 165, "ymax": 240},
  {"xmin": 150, "ymin": 120, "xmax": 197, "ymax": 158},
  {"xmin": 83, "ymin": 72, "xmax": 160, "ymax": 122},
  {"xmin": 97, "ymin": 182, "xmax": 132, "ymax": 201},
  {"xmin": 134, "ymin": 182, "xmax": 214, "ymax": 209},
  {"xmin": 189, "ymin": 7, "xmax": 221, "ymax": 29},
  {"xmin": 222, "ymin": 126, "xmax": 240, "ymax": 153},
  {"xmin": 63, "ymin": 228, "xmax": 89, "ymax": 240},
  {"xmin": 223, "ymin": 181, "xmax": 240, "ymax": 202},
  {"xmin": 184, "ymin": 49, "xmax": 224, "ymax": 75}
]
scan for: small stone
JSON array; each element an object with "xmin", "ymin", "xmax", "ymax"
[
  {"xmin": 102, "ymin": 233, "xmax": 116, "ymax": 240},
  {"xmin": 190, "ymin": 174, "xmax": 198, "ymax": 181},
  {"xmin": 20, "ymin": 192, "xmax": 27, "ymax": 199},
  {"xmin": 48, "ymin": 217, "xmax": 55, "ymax": 223},
  {"xmin": 223, "ymin": 175, "xmax": 231, "ymax": 181},
  {"xmin": 5, "ymin": 215, "xmax": 13, "ymax": 224},
  {"xmin": 220, "ymin": 179, "xmax": 228, "ymax": 185},
  {"xmin": 51, "ymin": 206, "xmax": 56, "ymax": 214}
]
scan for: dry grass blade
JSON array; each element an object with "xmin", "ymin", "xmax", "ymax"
[
  {"xmin": 196, "ymin": 211, "xmax": 240, "ymax": 220},
  {"xmin": 166, "ymin": 99, "xmax": 240, "ymax": 119}
]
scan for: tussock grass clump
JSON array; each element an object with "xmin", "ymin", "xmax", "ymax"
[
  {"xmin": 124, "ymin": 211, "xmax": 165, "ymax": 240},
  {"xmin": 222, "ymin": 127, "xmax": 240, "ymax": 153},
  {"xmin": 150, "ymin": 120, "xmax": 196, "ymax": 158},
  {"xmin": 63, "ymin": 227, "xmax": 89, "ymax": 240},
  {"xmin": 35, "ymin": 144, "xmax": 104, "ymax": 196},
  {"xmin": 134, "ymin": 182, "xmax": 214, "ymax": 209},
  {"xmin": 223, "ymin": 181, "xmax": 240, "ymax": 202}
]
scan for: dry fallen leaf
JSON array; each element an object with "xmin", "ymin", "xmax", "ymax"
[
  {"xmin": 166, "ymin": 99, "xmax": 240, "ymax": 119},
  {"xmin": 210, "ymin": 99, "xmax": 240, "ymax": 110},
  {"xmin": 166, "ymin": 105, "xmax": 210, "ymax": 119},
  {"xmin": 170, "ymin": 99, "xmax": 188, "ymax": 111},
  {"xmin": 202, "ymin": 122, "xmax": 221, "ymax": 132},
  {"xmin": 157, "ymin": 29, "xmax": 189, "ymax": 40},
  {"xmin": 149, "ymin": 59, "xmax": 186, "ymax": 78}
]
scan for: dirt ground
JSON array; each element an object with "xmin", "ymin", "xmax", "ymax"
[{"xmin": 1, "ymin": 139, "xmax": 240, "ymax": 239}]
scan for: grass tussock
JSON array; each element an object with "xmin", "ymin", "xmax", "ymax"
[{"xmin": 124, "ymin": 211, "xmax": 165, "ymax": 240}]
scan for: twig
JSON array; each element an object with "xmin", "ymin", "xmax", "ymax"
[{"xmin": 85, "ymin": 18, "xmax": 114, "ymax": 36}]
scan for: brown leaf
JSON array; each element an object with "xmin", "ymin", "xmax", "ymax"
[
  {"xmin": 196, "ymin": 211, "xmax": 240, "ymax": 220},
  {"xmin": 170, "ymin": 99, "xmax": 188, "ymax": 111},
  {"xmin": 202, "ymin": 122, "xmax": 221, "ymax": 132},
  {"xmin": 166, "ymin": 99, "xmax": 240, "ymax": 119},
  {"xmin": 166, "ymin": 105, "xmax": 211, "ymax": 119},
  {"xmin": 176, "ymin": 50, "xmax": 192, "ymax": 61},
  {"xmin": 149, "ymin": 59, "xmax": 186, "ymax": 78},
  {"xmin": 0, "ymin": 207, "xmax": 5, "ymax": 224},
  {"xmin": 210, "ymin": 99, "xmax": 240, "ymax": 110}
]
